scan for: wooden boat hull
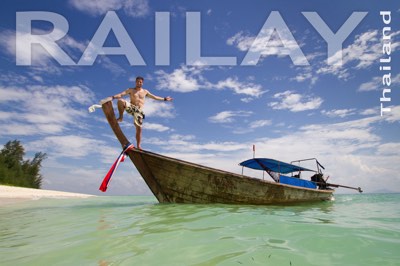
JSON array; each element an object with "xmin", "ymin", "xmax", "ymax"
[{"xmin": 102, "ymin": 101, "xmax": 333, "ymax": 204}]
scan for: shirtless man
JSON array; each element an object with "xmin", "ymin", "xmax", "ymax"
[{"xmin": 111, "ymin": 76, "xmax": 173, "ymax": 149}]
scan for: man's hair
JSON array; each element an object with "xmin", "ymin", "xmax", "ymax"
[{"xmin": 136, "ymin": 76, "xmax": 144, "ymax": 82}]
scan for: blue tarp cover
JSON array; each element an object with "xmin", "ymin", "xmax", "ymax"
[
  {"xmin": 280, "ymin": 175, "xmax": 317, "ymax": 189},
  {"xmin": 239, "ymin": 158, "xmax": 314, "ymax": 174}
]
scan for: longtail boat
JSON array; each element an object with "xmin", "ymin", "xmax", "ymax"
[{"xmin": 101, "ymin": 100, "xmax": 361, "ymax": 205}]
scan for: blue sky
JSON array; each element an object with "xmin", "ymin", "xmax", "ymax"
[{"xmin": 0, "ymin": 0, "xmax": 399, "ymax": 195}]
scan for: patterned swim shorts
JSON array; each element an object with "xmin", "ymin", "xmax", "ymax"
[{"xmin": 125, "ymin": 102, "xmax": 145, "ymax": 127}]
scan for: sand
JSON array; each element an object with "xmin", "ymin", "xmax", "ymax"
[{"xmin": 0, "ymin": 185, "xmax": 95, "ymax": 206}]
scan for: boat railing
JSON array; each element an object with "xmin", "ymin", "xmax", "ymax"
[{"xmin": 290, "ymin": 158, "xmax": 324, "ymax": 175}]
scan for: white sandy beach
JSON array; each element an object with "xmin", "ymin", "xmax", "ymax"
[{"xmin": 0, "ymin": 185, "xmax": 95, "ymax": 205}]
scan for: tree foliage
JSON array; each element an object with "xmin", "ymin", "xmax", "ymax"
[{"xmin": 0, "ymin": 140, "xmax": 46, "ymax": 189}]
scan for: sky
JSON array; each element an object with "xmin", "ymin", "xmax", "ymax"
[{"xmin": 0, "ymin": 0, "xmax": 399, "ymax": 196}]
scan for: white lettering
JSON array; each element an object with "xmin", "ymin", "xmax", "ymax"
[
  {"xmin": 15, "ymin": 11, "xmax": 371, "ymax": 68},
  {"xmin": 379, "ymin": 11, "xmax": 392, "ymax": 116},
  {"xmin": 186, "ymin": 12, "xmax": 237, "ymax": 66},
  {"xmin": 16, "ymin": 11, "xmax": 75, "ymax": 65},
  {"xmin": 303, "ymin": 12, "xmax": 367, "ymax": 65},
  {"xmin": 155, "ymin": 12, "xmax": 170, "ymax": 65},
  {"xmin": 380, "ymin": 11, "xmax": 391, "ymax": 24},
  {"xmin": 242, "ymin": 11, "xmax": 309, "ymax": 66},
  {"xmin": 78, "ymin": 11, "xmax": 145, "ymax": 66}
]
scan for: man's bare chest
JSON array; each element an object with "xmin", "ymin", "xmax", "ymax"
[{"xmin": 130, "ymin": 89, "xmax": 147, "ymax": 100}]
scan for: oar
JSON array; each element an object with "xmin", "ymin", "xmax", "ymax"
[{"xmin": 325, "ymin": 182, "xmax": 363, "ymax": 193}]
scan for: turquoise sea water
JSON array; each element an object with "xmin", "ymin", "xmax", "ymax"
[{"xmin": 1, "ymin": 194, "xmax": 399, "ymax": 266}]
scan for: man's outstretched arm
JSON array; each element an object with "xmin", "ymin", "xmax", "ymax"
[
  {"xmin": 146, "ymin": 91, "xmax": 173, "ymax": 101},
  {"xmin": 112, "ymin": 89, "xmax": 130, "ymax": 99}
]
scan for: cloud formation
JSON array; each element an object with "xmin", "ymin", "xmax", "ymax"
[
  {"xmin": 358, "ymin": 73, "xmax": 400, "ymax": 92},
  {"xmin": 208, "ymin": 110, "xmax": 253, "ymax": 123},
  {"xmin": 268, "ymin": 29, "xmax": 400, "ymax": 84},
  {"xmin": 0, "ymin": 85, "xmax": 95, "ymax": 136},
  {"xmin": 321, "ymin": 109, "xmax": 356, "ymax": 118},
  {"xmin": 0, "ymin": 28, "xmax": 129, "ymax": 78},
  {"xmin": 155, "ymin": 65, "xmax": 265, "ymax": 99},
  {"xmin": 68, "ymin": 0, "xmax": 150, "ymax": 18},
  {"xmin": 269, "ymin": 90, "xmax": 323, "ymax": 112},
  {"xmin": 227, "ymin": 29, "xmax": 307, "ymax": 65}
]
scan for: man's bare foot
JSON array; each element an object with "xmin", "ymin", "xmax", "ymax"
[
  {"xmin": 137, "ymin": 146, "xmax": 142, "ymax": 150},
  {"xmin": 116, "ymin": 117, "xmax": 123, "ymax": 122}
]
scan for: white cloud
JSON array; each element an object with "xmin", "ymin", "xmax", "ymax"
[
  {"xmin": 144, "ymin": 122, "xmax": 170, "ymax": 132},
  {"xmin": 383, "ymin": 105, "xmax": 400, "ymax": 123},
  {"xmin": 227, "ymin": 31, "xmax": 254, "ymax": 51},
  {"xmin": 201, "ymin": 142, "xmax": 248, "ymax": 152},
  {"xmin": 394, "ymin": 73, "xmax": 400, "ymax": 85},
  {"xmin": 0, "ymin": 111, "xmax": 13, "ymax": 120},
  {"xmin": 232, "ymin": 119, "xmax": 272, "ymax": 134},
  {"xmin": 0, "ymin": 28, "xmax": 127, "ymax": 76},
  {"xmin": 269, "ymin": 90, "xmax": 323, "ymax": 112},
  {"xmin": 258, "ymin": 29, "xmax": 400, "ymax": 83},
  {"xmin": 240, "ymin": 97, "xmax": 254, "ymax": 103},
  {"xmin": 170, "ymin": 134, "xmax": 196, "ymax": 141},
  {"xmin": 144, "ymin": 135, "xmax": 249, "ymax": 167},
  {"xmin": 300, "ymin": 120, "xmax": 380, "ymax": 148},
  {"xmin": 291, "ymin": 69, "xmax": 319, "ymax": 85},
  {"xmin": 28, "ymin": 135, "xmax": 107, "ymax": 159},
  {"xmin": 0, "ymin": 73, "xmax": 31, "ymax": 85},
  {"xmin": 143, "ymin": 100, "xmax": 175, "ymax": 118},
  {"xmin": 359, "ymin": 108, "xmax": 378, "ymax": 116},
  {"xmin": 32, "ymin": 75, "xmax": 44, "ymax": 83},
  {"xmin": 212, "ymin": 77, "xmax": 265, "ymax": 97},
  {"xmin": 358, "ymin": 70, "xmax": 400, "ymax": 92},
  {"xmin": 342, "ymin": 30, "xmax": 380, "ymax": 68},
  {"xmin": 227, "ymin": 29, "xmax": 306, "ymax": 64},
  {"xmin": 285, "ymin": 29, "xmax": 400, "ymax": 84},
  {"xmin": 68, "ymin": 0, "xmax": 150, "ymax": 18},
  {"xmin": 292, "ymin": 72, "xmax": 312, "ymax": 82},
  {"xmin": 155, "ymin": 66, "xmax": 201, "ymax": 93},
  {"xmin": 227, "ymin": 30, "xmax": 298, "ymax": 54},
  {"xmin": 249, "ymin": 119, "xmax": 272, "ymax": 129},
  {"xmin": 123, "ymin": 0, "xmax": 151, "ymax": 17},
  {"xmin": 0, "ymin": 85, "xmax": 95, "ymax": 136},
  {"xmin": 208, "ymin": 110, "xmax": 253, "ymax": 123},
  {"xmin": 0, "ymin": 123, "xmax": 41, "ymax": 136},
  {"xmin": 321, "ymin": 108, "xmax": 356, "ymax": 118},
  {"xmin": 358, "ymin": 73, "xmax": 400, "ymax": 92},
  {"xmin": 155, "ymin": 65, "xmax": 265, "ymax": 98},
  {"xmin": 317, "ymin": 30, "xmax": 400, "ymax": 79},
  {"xmin": 377, "ymin": 143, "xmax": 400, "ymax": 155},
  {"xmin": 97, "ymin": 57, "xmax": 127, "ymax": 76},
  {"xmin": 0, "ymin": 29, "xmax": 85, "ymax": 69},
  {"xmin": 358, "ymin": 76, "xmax": 381, "ymax": 92},
  {"xmin": 41, "ymin": 158, "xmax": 148, "ymax": 195}
]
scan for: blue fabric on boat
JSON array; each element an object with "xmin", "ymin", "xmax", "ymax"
[
  {"xmin": 280, "ymin": 175, "xmax": 317, "ymax": 189},
  {"xmin": 239, "ymin": 158, "xmax": 314, "ymax": 174}
]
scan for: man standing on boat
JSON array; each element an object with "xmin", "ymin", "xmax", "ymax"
[{"xmin": 111, "ymin": 76, "xmax": 173, "ymax": 149}]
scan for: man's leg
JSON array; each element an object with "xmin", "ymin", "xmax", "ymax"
[
  {"xmin": 135, "ymin": 124, "xmax": 142, "ymax": 149},
  {"xmin": 116, "ymin": 99, "xmax": 125, "ymax": 122}
]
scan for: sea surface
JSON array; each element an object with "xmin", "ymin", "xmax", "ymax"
[{"xmin": 1, "ymin": 193, "xmax": 399, "ymax": 266}]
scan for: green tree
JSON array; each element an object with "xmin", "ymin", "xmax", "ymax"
[{"xmin": 0, "ymin": 140, "xmax": 47, "ymax": 188}]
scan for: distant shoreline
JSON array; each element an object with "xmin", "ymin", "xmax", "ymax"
[{"xmin": 0, "ymin": 185, "xmax": 95, "ymax": 206}]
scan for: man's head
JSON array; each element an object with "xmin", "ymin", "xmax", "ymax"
[{"xmin": 135, "ymin": 76, "xmax": 144, "ymax": 88}]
